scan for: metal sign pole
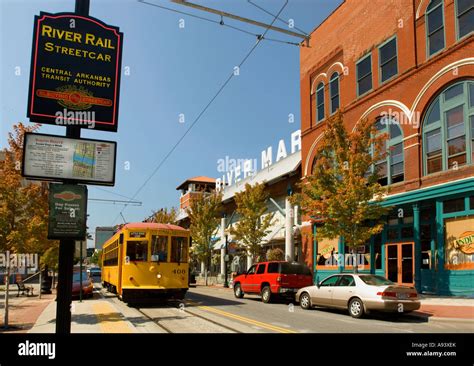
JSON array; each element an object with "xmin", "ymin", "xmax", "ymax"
[{"xmin": 55, "ymin": 0, "xmax": 89, "ymax": 335}]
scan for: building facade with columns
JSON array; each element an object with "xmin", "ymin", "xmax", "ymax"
[
  {"xmin": 216, "ymin": 151, "xmax": 302, "ymax": 276},
  {"xmin": 175, "ymin": 152, "xmax": 303, "ymax": 282},
  {"xmin": 300, "ymin": 0, "xmax": 474, "ymax": 296}
]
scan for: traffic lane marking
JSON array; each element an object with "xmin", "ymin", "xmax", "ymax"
[{"xmin": 186, "ymin": 300, "xmax": 297, "ymax": 333}]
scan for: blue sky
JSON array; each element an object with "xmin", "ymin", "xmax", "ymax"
[{"xmin": 0, "ymin": 0, "xmax": 342, "ymax": 247}]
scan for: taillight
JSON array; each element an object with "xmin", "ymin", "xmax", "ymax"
[
  {"xmin": 408, "ymin": 293, "xmax": 418, "ymax": 298},
  {"xmin": 377, "ymin": 291, "xmax": 397, "ymax": 297}
]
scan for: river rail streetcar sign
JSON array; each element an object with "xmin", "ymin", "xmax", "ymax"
[
  {"xmin": 22, "ymin": 132, "xmax": 116, "ymax": 186},
  {"xmin": 48, "ymin": 184, "xmax": 88, "ymax": 240},
  {"xmin": 27, "ymin": 12, "xmax": 123, "ymax": 132}
]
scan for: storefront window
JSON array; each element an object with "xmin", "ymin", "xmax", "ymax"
[
  {"xmin": 316, "ymin": 236, "xmax": 339, "ymax": 267},
  {"xmin": 345, "ymin": 243, "xmax": 370, "ymax": 268},
  {"xmin": 374, "ymin": 234, "xmax": 382, "ymax": 269},
  {"xmin": 470, "ymin": 196, "xmax": 474, "ymax": 210},
  {"xmin": 444, "ymin": 216, "xmax": 474, "ymax": 270},
  {"xmin": 421, "ymin": 224, "xmax": 432, "ymax": 269},
  {"xmin": 443, "ymin": 197, "xmax": 465, "ymax": 213}
]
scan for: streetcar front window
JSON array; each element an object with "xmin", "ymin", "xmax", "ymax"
[
  {"xmin": 126, "ymin": 240, "xmax": 148, "ymax": 261},
  {"xmin": 170, "ymin": 237, "xmax": 188, "ymax": 263},
  {"xmin": 151, "ymin": 235, "xmax": 168, "ymax": 262}
]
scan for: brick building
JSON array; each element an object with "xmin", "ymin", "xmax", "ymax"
[{"xmin": 300, "ymin": 0, "xmax": 473, "ymax": 295}]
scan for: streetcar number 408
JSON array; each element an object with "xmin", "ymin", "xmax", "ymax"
[{"xmin": 173, "ymin": 269, "xmax": 186, "ymax": 275}]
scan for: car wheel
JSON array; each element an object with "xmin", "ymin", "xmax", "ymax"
[
  {"xmin": 261, "ymin": 286, "xmax": 272, "ymax": 303},
  {"xmin": 348, "ymin": 297, "xmax": 365, "ymax": 318},
  {"xmin": 234, "ymin": 283, "xmax": 244, "ymax": 298},
  {"xmin": 299, "ymin": 292, "xmax": 311, "ymax": 310}
]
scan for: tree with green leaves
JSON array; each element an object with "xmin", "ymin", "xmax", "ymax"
[
  {"xmin": 230, "ymin": 183, "xmax": 273, "ymax": 267},
  {"xmin": 295, "ymin": 111, "xmax": 390, "ymax": 272},
  {"xmin": 90, "ymin": 249, "xmax": 102, "ymax": 267},
  {"xmin": 186, "ymin": 192, "xmax": 222, "ymax": 286}
]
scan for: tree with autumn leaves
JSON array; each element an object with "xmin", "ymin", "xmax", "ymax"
[
  {"xmin": 0, "ymin": 123, "xmax": 56, "ymax": 259},
  {"xmin": 0, "ymin": 123, "xmax": 58, "ymax": 327},
  {"xmin": 295, "ymin": 112, "xmax": 390, "ymax": 272}
]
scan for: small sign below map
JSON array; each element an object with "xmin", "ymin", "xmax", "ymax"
[
  {"xmin": 22, "ymin": 132, "xmax": 116, "ymax": 186},
  {"xmin": 48, "ymin": 183, "xmax": 88, "ymax": 239}
]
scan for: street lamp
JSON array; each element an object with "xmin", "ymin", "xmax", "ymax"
[{"xmin": 223, "ymin": 234, "xmax": 229, "ymax": 288}]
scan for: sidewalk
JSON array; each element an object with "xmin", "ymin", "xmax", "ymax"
[
  {"xmin": 410, "ymin": 295, "xmax": 474, "ymax": 322},
  {"xmin": 29, "ymin": 298, "xmax": 138, "ymax": 333},
  {"xmin": 0, "ymin": 284, "xmax": 54, "ymax": 333}
]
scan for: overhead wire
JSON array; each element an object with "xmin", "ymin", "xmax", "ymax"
[{"xmin": 111, "ymin": 0, "xmax": 289, "ymax": 225}]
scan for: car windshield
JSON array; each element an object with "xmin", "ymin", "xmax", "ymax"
[
  {"xmin": 279, "ymin": 263, "xmax": 312, "ymax": 275},
  {"xmin": 73, "ymin": 272, "xmax": 88, "ymax": 282},
  {"xmin": 359, "ymin": 275, "xmax": 394, "ymax": 286}
]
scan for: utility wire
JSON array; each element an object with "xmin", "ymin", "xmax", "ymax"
[
  {"xmin": 247, "ymin": 0, "xmax": 309, "ymax": 37},
  {"xmin": 138, "ymin": 0, "xmax": 299, "ymax": 46},
  {"xmin": 91, "ymin": 186, "xmax": 137, "ymax": 201},
  {"xmin": 112, "ymin": 0, "xmax": 289, "ymax": 225}
]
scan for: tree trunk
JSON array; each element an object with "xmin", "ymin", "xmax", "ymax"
[
  {"xmin": 352, "ymin": 249, "xmax": 358, "ymax": 274},
  {"xmin": 204, "ymin": 255, "xmax": 209, "ymax": 286},
  {"xmin": 3, "ymin": 265, "xmax": 10, "ymax": 328}
]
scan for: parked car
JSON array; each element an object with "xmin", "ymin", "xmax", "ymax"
[
  {"xmin": 87, "ymin": 267, "xmax": 101, "ymax": 278},
  {"xmin": 233, "ymin": 261, "xmax": 313, "ymax": 303},
  {"xmin": 72, "ymin": 270, "xmax": 94, "ymax": 299},
  {"xmin": 295, "ymin": 274, "xmax": 420, "ymax": 318}
]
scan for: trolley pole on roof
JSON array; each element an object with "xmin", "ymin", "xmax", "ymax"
[{"xmin": 55, "ymin": 0, "xmax": 90, "ymax": 335}]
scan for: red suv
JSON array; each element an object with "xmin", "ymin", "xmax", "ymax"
[{"xmin": 233, "ymin": 261, "xmax": 313, "ymax": 303}]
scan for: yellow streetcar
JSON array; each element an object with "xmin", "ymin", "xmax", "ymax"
[{"xmin": 101, "ymin": 222, "xmax": 189, "ymax": 303}]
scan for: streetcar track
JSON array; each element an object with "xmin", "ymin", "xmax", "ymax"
[
  {"xmin": 134, "ymin": 308, "xmax": 174, "ymax": 333},
  {"xmin": 137, "ymin": 301, "xmax": 242, "ymax": 333}
]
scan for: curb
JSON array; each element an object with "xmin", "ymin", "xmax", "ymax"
[{"xmin": 407, "ymin": 312, "xmax": 474, "ymax": 323}]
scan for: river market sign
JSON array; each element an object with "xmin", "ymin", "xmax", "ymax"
[
  {"xmin": 216, "ymin": 130, "xmax": 301, "ymax": 191},
  {"xmin": 27, "ymin": 12, "xmax": 123, "ymax": 132}
]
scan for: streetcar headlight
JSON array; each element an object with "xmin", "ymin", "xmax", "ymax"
[{"xmin": 156, "ymin": 273, "xmax": 162, "ymax": 279}]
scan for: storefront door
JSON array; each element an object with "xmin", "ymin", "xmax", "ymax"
[{"xmin": 385, "ymin": 242, "xmax": 414, "ymax": 286}]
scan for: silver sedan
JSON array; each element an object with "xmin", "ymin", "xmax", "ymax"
[{"xmin": 295, "ymin": 274, "xmax": 420, "ymax": 318}]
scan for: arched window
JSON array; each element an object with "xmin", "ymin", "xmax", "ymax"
[
  {"xmin": 423, "ymin": 80, "xmax": 474, "ymax": 174},
  {"xmin": 372, "ymin": 116, "xmax": 404, "ymax": 186},
  {"xmin": 426, "ymin": 0, "xmax": 445, "ymax": 57},
  {"xmin": 456, "ymin": 0, "xmax": 474, "ymax": 39},
  {"xmin": 330, "ymin": 72, "xmax": 340, "ymax": 115},
  {"xmin": 316, "ymin": 82, "xmax": 325, "ymax": 122}
]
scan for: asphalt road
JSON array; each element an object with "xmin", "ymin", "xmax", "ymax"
[
  {"xmin": 181, "ymin": 287, "xmax": 474, "ymax": 333},
  {"xmin": 98, "ymin": 285, "xmax": 474, "ymax": 333}
]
